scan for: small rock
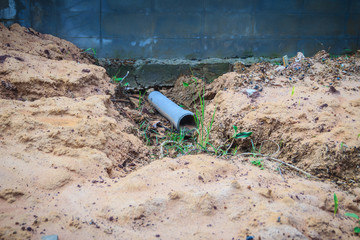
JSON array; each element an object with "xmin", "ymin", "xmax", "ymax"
[
  {"xmin": 104, "ymin": 228, "xmax": 113, "ymax": 234},
  {"xmin": 329, "ymin": 86, "xmax": 340, "ymax": 94},
  {"xmin": 168, "ymin": 191, "xmax": 181, "ymax": 200},
  {"xmin": 231, "ymin": 180, "xmax": 241, "ymax": 189},
  {"xmin": 198, "ymin": 175, "xmax": 204, "ymax": 182},
  {"xmin": 319, "ymin": 103, "xmax": 328, "ymax": 109}
]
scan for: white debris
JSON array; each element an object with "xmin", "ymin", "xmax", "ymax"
[{"xmin": 275, "ymin": 66, "xmax": 285, "ymax": 72}]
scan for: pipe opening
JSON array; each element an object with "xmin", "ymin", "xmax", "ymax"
[{"xmin": 179, "ymin": 114, "xmax": 197, "ymax": 131}]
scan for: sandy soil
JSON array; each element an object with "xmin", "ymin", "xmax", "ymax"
[
  {"xmin": 0, "ymin": 23, "xmax": 360, "ymax": 240},
  {"xmin": 169, "ymin": 51, "xmax": 360, "ymax": 187}
]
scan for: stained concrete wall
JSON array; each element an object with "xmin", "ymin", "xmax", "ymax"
[{"xmin": 1, "ymin": 0, "xmax": 360, "ymax": 59}]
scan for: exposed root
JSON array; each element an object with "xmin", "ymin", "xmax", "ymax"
[{"xmin": 259, "ymin": 139, "xmax": 281, "ymax": 157}]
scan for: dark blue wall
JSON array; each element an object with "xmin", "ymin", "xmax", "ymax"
[{"xmin": 1, "ymin": 0, "xmax": 360, "ymax": 59}]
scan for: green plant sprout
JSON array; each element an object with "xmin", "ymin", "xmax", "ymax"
[
  {"xmin": 138, "ymin": 121, "xmax": 151, "ymax": 145},
  {"xmin": 193, "ymin": 87, "xmax": 213, "ymax": 151},
  {"xmin": 112, "ymin": 71, "xmax": 129, "ymax": 86},
  {"xmin": 340, "ymin": 142, "xmax": 348, "ymax": 150},
  {"xmin": 183, "ymin": 82, "xmax": 190, "ymax": 87},
  {"xmin": 137, "ymin": 90, "xmax": 147, "ymax": 110},
  {"xmin": 183, "ymin": 67, "xmax": 200, "ymax": 87},
  {"xmin": 231, "ymin": 146, "xmax": 239, "ymax": 156},
  {"xmin": 206, "ymin": 125, "xmax": 252, "ymax": 156},
  {"xmin": 160, "ymin": 129, "xmax": 194, "ymax": 157},
  {"xmin": 218, "ymin": 125, "xmax": 252, "ymax": 156},
  {"xmin": 357, "ymin": 133, "xmax": 360, "ymax": 139},
  {"xmin": 291, "ymin": 86, "xmax": 295, "ymax": 96},
  {"xmin": 83, "ymin": 48, "xmax": 96, "ymax": 56},
  {"xmin": 251, "ymin": 159, "xmax": 264, "ymax": 170},
  {"xmin": 232, "ymin": 125, "xmax": 253, "ymax": 139},
  {"xmin": 249, "ymin": 139, "xmax": 265, "ymax": 170},
  {"xmin": 334, "ymin": 193, "xmax": 338, "ymax": 216},
  {"xmin": 183, "ymin": 76, "xmax": 198, "ymax": 87},
  {"xmin": 344, "ymin": 212, "xmax": 360, "ymax": 233},
  {"xmin": 250, "ymin": 139, "xmax": 261, "ymax": 156}
]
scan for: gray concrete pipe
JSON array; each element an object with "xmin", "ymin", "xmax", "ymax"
[{"xmin": 148, "ymin": 91, "xmax": 196, "ymax": 131}]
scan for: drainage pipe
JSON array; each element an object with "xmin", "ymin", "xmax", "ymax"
[{"xmin": 148, "ymin": 91, "xmax": 196, "ymax": 131}]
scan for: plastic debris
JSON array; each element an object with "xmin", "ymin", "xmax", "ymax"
[
  {"xmin": 275, "ymin": 65, "xmax": 285, "ymax": 72},
  {"xmin": 292, "ymin": 52, "xmax": 305, "ymax": 70},
  {"xmin": 282, "ymin": 55, "xmax": 289, "ymax": 67},
  {"xmin": 41, "ymin": 235, "xmax": 58, "ymax": 240},
  {"xmin": 295, "ymin": 52, "xmax": 305, "ymax": 62},
  {"xmin": 245, "ymin": 89, "xmax": 257, "ymax": 96}
]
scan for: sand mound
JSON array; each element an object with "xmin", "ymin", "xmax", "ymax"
[
  {"xmin": 1, "ymin": 155, "xmax": 359, "ymax": 239},
  {"xmin": 0, "ymin": 23, "xmax": 94, "ymax": 64},
  {"xmin": 0, "ymin": 50, "xmax": 113, "ymax": 100},
  {"xmin": 200, "ymin": 53, "xmax": 360, "ymax": 185},
  {"xmin": 0, "ymin": 95, "xmax": 149, "ymax": 177},
  {"xmin": 0, "ymin": 23, "xmax": 113, "ymax": 101},
  {"xmin": 0, "ymin": 24, "xmax": 151, "ymax": 239}
]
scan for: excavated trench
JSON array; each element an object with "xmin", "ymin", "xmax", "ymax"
[
  {"xmin": 110, "ymin": 52, "xmax": 360, "ymax": 189},
  {"xmin": 1, "ymin": 23, "xmax": 360, "ymax": 240}
]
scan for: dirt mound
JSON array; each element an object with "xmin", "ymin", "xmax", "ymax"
[
  {"xmin": 165, "ymin": 75, "xmax": 206, "ymax": 108},
  {"xmin": 0, "ymin": 95, "xmax": 149, "ymax": 176},
  {"xmin": 1, "ymin": 155, "xmax": 359, "ymax": 239},
  {"xmin": 0, "ymin": 23, "xmax": 112, "ymax": 101},
  {"xmin": 0, "ymin": 23, "xmax": 149, "ymax": 173},
  {"xmin": 0, "ymin": 24, "xmax": 151, "ymax": 239},
  {"xmin": 201, "ymin": 52, "xmax": 360, "ymax": 185},
  {"xmin": 0, "ymin": 51, "xmax": 114, "ymax": 100},
  {"xmin": 0, "ymin": 23, "xmax": 94, "ymax": 64}
]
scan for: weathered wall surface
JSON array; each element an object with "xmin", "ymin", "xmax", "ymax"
[{"xmin": 1, "ymin": 0, "xmax": 360, "ymax": 59}]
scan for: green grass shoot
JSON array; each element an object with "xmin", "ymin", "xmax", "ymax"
[
  {"xmin": 344, "ymin": 212, "xmax": 360, "ymax": 233},
  {"xmin": 334, "ymin": 193, "xmax": 338, "ymax": 216},
  {"xmin": 137, "ymin": 90, "xmax": 146, "ymax": 110},
  {"xmin": 194, "ymin": 87, "xmax": 216, "ymax": 151},
  {"xmin": 183, "ymin": 82, "xmax": 189, "ymax": 87},
  {"xmin": 291, "ymin": 86, "xmax": 295, "ymax": 96},
  {"xmin": 251, "ymin": 159, "xmax": 264, "ymax": 170},
  {"xmin": 84, "ymin": 48, "xmax": 96, "ymax": 56},
  {"xmin": 113, "ymin": 77, "xmax": 123, "ymax": 82}
]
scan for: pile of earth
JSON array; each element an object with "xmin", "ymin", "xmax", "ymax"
[
  {"xmin": 0, "ymin": 23, "xmax": 359, "ymax": 240},
  {"xmin": 168, "ymin": 51, "xmax": 360, "ymax": 187}
]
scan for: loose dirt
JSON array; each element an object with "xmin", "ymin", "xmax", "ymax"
[
  {"xmin": 0, "ymin": 23, "xmax": 360, "ymax": 240},
  {"xmin": 169, "ymin": 51, "xmax": 360, "ymax": 187}
]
